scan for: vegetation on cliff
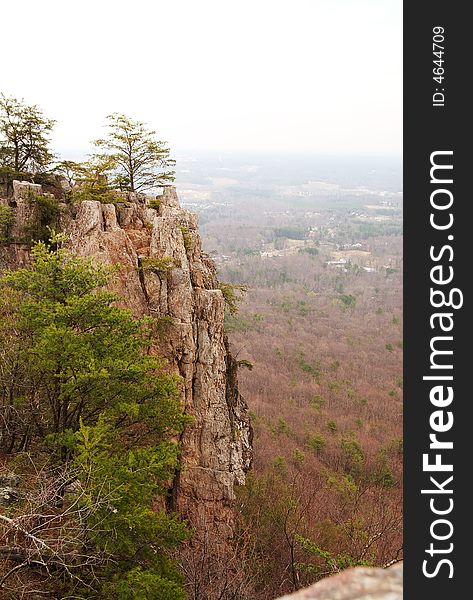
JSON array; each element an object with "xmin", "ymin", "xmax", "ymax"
[
  {"xmin": 0, "ymin": 236, "xmax": 190, "ymax": 598},
  {"xmin": 0, "ymin": 94, "xmax": 174, "ymax": 198}
]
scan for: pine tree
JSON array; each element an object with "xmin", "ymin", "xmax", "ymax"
[
  {"xmin": 94, "ymin": 113, "xmax": 175, "ymax": 192},
  {"xmin": 0, "ymin": 93, "xmax": 55, "ymax": 175},
  {"xmin": 0, "ymin": 236, "xmax": 189, "ymax": 597}
]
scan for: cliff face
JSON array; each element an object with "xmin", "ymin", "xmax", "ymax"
[{"xmin": 0, "ymin": 181, "xmax": 252, "ymax": 547}]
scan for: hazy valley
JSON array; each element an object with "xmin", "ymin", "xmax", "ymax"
[{"xmin": 177, "ymin": 153, "xmax": 403, "ymax": 597}]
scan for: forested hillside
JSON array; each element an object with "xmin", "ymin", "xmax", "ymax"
[{"xmin": 177, "ymin": 153, "xmax": 403, "ymax": 598}]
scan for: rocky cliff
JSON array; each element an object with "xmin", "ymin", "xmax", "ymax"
[
  {"xmin": 0, "ymin": 181, "xmax": 252, "ymax": 549},
  {"xmin": 276, "ymin": 563, "xmax": 403, "ymax": 600}
]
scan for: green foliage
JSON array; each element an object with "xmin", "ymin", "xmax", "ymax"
[
  {"xmin": 340, "ymin": 434, "xmax": 365, "ymax": 476},
  {"xmin": 385, "ymin": 437, "xmax": 403, "ymax": 458},
  {"xmin": 306, "ymin": 432, "xmax": 326, "ymax": 454},
  {"xmin": 0, "ymin": 236, "xmax": 187, "ymax": 446},
  {"xmin": 295, "ymin": 535, "xmax": 374, "ymax": 576},
  {"xmin": 296, "ymin": 299, "xmax": 310, "ymax": 317},
  {"xmin": 94, "ymin": 113, "xmax": 175, "ymax": 192},
  {"xmin": 297, "ymin": 351, "xmax": 321, "ymax": 380},
  {"xmin": 237, "ymin": 358, "xmax": 254, "ymax": 371},
  {"xmin": 0, "ymin": 203, "xmax": 13, "ymax": 243},
  {"xmin": 179, "ymin": 225, "xmax": 193, "ymax": 253},
  {"xmin": 309, "ymin": 395, "xmax": 325, "ymax": 411},
  {"xmin": 25, "ymin": 189, "xmax": 61, "ymax": 241},
  {"xmin": 148, "ymin": 198, "xmax": 162, "ymax": 210},
  {"xmin": 0, "ymin": 93, "xmax": 55, "ymax": 173},
  {"xmin": 105, "ymin": 567, "xmax": 186, "ymax": 600},
  {"xmin": 356, "ymin": 221, "xmax": 402, "ymax": 239},
  {"xmin": 385, "ymin": 342, "xmax": 394, "ymax": 352},
  {"xmin": 219, "ymin": 282, "xmax": 248, "ymax": 316},
  {"xmin": 373, "ymin": 461, "xmax": 396, "ymax": 488},
  {"xmin": 0, "ymin": 236, "xmax": 190, "ymax": 596},
  {"xmin": 67, "ymin": 157, "xmax": 122, "ymax": 204},
  {"xmin": 325, "ymin": 471, "xmax": 358, "ymax": 500},
  {"xmin": 61, "ymin": 418, "xmax": 189, "ymax": 597},
  {"xmin": 327, "ymin": 420, "xmax": 337, "ymax": 434},
  {"xmin": 54, "ymin": 159, "xmax": 84, "ymax": 201},
  {"xmin": 299, "ymin": 246, "xmax": 319, "ymax": 256},
  {"xmin": 271, "ymin": 417, "xmax": 291, "ymax": 437},
  {"xmin": 395, "ymin": 437, "xmax": 403, "ymax": 456},
  {"xmin": 139, "ymin": 256, "xmax": 180, "ymax": 276},
  {"xmin": 292, "ymin": 447, "xmax": 306, "ymax": 466},
  {"xmin": 272, "ymin": 456, "xmax": 288, "ymax": 476},
  {"xmin": 248, "ymin": 410, "xmax": 258, "ymax": 422},
  {"xmin": 328, "ymin": 379, "xmax": 342, "ymax": 391},
  {"xmin": 237, "ymin": 470, "xmax": 297, "ymax": 543},
  {"xmin": 338, "ymin": 293, "xmax": 356, "ymax": 309},
  {"xmin": 371, "ymin": 445, "xmax": 397, "ymax": 488}
]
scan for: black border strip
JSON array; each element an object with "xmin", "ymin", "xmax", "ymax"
[{"xmin": 404, "ymin": 2, "xmax": 469, "ymax": 596}]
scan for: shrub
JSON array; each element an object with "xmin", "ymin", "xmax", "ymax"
[
  {"xmin": 148, "ymin": 198, "xmax": 161, "ymax": 210},
  {"xmin": 272, "ymin": 417, "xmax": 291, "ymax": 436},
  {"xmin": 105, "ymin": 567, "xmax": 186, "ymax": 600},
  {"xmin": 0, "ymin": 237, "xmax": 190, "ymax": 597},
  {"xmin": 292, "ymin": 448, "xmax": 306, "ymax": 465},
  {"xmin": 179, "ymin": 225, "xmax": 193, "ymax": 252},
  {"xmin": 338, "ymin": 294, "xmax": 356, "ymax": 309},
  {"xmin": 26, "ymin": 190, "xmax": 61, "ymax": 242},
  {"xmin": 297, "ymin": 351, "xmax": 321, "ymax": 379},
  {"xmin": 139, "ymin": 256, "xmax": 180, "ymax": 276},
  {"xmin": 0, "ymin": 203, "xmax": 13, "ymax": 243},
  {"xmin": 237, "ymin": 358, "xmax": 254, "ymax": 370},
  {"xmin": 327, "ymin": 420, "xmax": 337, "ymax": 434},
  {"xmin": 309, "ymin": 395, "xmax": 325, "ymax": 411},
  {"xmin": 306, "ymin": 432, "xmax": 326, "ymax": 454},
  {"xmin": 219, "ymin": 282, "xmax": 248, "ymax": 315},
  {"xmin": 340, "ymin": 434, "xmax": 365, "ymax": 476},
  {"xmin": 295, "ymin": 535, "xmax": 374, "ymax": 577}
]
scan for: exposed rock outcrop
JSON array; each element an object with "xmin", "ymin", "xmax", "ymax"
[
  {"xmin": 276, "ymin": 563, "xmax": 403, "ymax": 600},
  {"xmin": 0, "ymin": 183, "xmax": 253, "ymax": 549}
]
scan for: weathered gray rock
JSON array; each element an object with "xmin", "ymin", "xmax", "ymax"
[
  {"xmin": 0, "ymin": 184, "xmax": 252, "ymax": 548},
  {"xmin": 0, "ymin": 182, "xmax": 252, "ymax": 562},
  {"xmin": 276, "ymin": 563, "xmax": 403, "ymax": 600},
  {"xmin": 64, "ymin": 188, "xmax": 253, "ymax": 545},
  {"xmin": 0, "ymin": 472, "xmax": 20, "ymax": 506}
]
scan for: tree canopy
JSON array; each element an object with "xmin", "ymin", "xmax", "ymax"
[
  {"xmin": 0, "ymin": 94, "xmax": 55, "ymax": 175},
  {"xmin": 94, "ymin": 113, "xmax": 175, "ymax": 192},
  {"xmin": 0, "ymin": 236, "xmax": 189, "ymax": 598},
  {"xmin": 0, "ymin": 93, "xmax": 175, "ymax": 197}
]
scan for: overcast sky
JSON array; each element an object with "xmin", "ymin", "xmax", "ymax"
[{"xmin": 1, "ymin": 0, "xmax": 402, "ymax": 158}]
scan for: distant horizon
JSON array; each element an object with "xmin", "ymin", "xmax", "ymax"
[{"xmin": 54, "ymin": 144, "xmax": 403, "ymax": 163}]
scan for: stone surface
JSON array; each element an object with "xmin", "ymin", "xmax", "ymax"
[
  {"xmin": 0, "ymin": 184, "xmax": 252, "ymax": 548},
  {"xmin": 0, "ymin": 473, "xmax": 20, "ymax": 506},
  {"xmin": 276, "ymin": 563, "xmax": 403, "ymax": 600}
]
